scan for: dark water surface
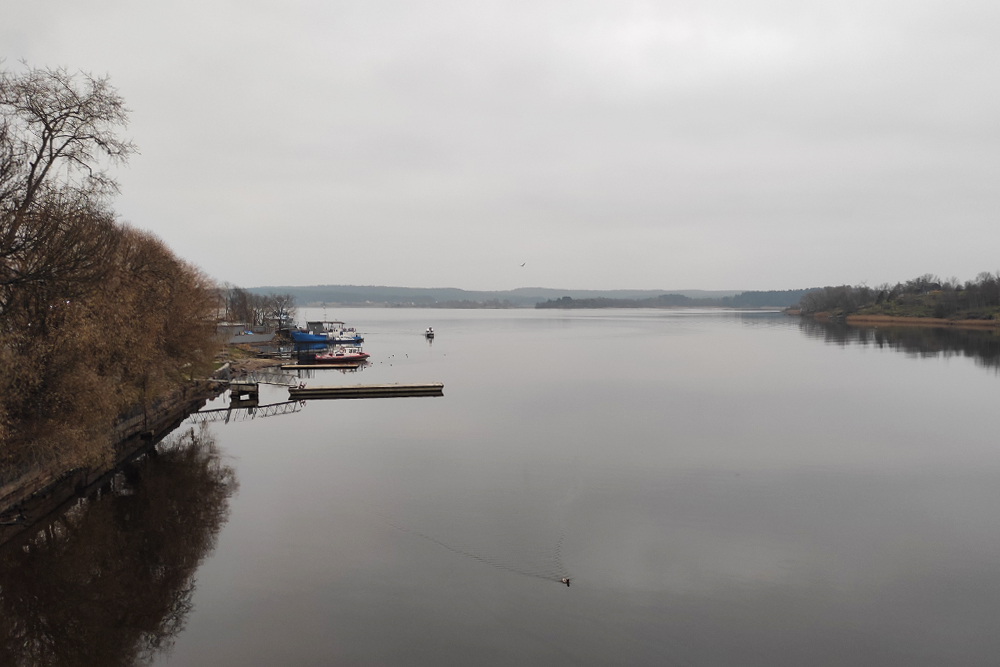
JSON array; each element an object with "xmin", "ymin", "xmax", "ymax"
[{"xmin": 7, "ymin": 309, "xmax": 1000, "ymax": 666}]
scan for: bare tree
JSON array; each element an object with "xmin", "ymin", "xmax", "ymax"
[
  {"xmin": 0, "ymin": 63, "xmax": 137, "ymax": 215},
  {"xmin": 0, "ymin": 64, "xmax": 136, "ymax": 316},
  {"xmin": 266, "ymin": 292, "xmax": 296, "ymax": 328}
]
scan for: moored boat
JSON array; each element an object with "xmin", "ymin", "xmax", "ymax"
[
  {"xmin": 291, "ymin": 321, "xmax": 364, "ymax": 344},
  {"xmin": 290, "ymin": 330, "xmax": 328, "ymax": 343},
  {"xmin": 425, "ymin": 327, "xmax": 434, "ymax": 338},
  {"xmin": 315, "ymin": 346, "xmax": 370, "ymax": 362},
  {"xmin": 329, "ymin": 332, "xmax": 364, "ymax": 344}
]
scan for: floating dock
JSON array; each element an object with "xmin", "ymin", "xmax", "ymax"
[{"xmin": 289, "ymin": 383, "xmax": 444, "ymax": 400}]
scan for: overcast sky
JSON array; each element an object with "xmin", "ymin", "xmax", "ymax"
[{"xmin": 4, "ymin": 1, "xmax": 998, "ymax": 290}]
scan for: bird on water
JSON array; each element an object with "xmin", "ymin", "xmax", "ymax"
[{"xmin": 561, "ymin": 578, "xmax": 570, "ymax": 587}]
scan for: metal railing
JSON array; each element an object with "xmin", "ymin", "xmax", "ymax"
[
  {"xmin": 186, "ymin": 400, "xmax": 304, "ymax": 425},
  {"xmin": 230, "ymin": 369, "xmax": 299, "ymax": 386}
]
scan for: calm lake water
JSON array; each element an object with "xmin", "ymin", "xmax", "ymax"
[{"xmin": 5, "ymin": 308, "xmax": 1000, "ymax": 666}]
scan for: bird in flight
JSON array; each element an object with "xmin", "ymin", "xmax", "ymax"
[{"xmin": 520, "ymin": 262, "xmax": 526, "ymax": 267}]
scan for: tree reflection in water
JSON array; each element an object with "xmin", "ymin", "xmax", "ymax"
[
  {"xmin": 799, "ymin": 318, "xmax": 1000, "ymax": 371},
  {"xmin": 0, "ymin": 425, "xmax": 237, "ymax": 667}
]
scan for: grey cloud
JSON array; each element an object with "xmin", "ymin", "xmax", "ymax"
[{"xmin": 3, "ymin": 0, "xmax": 998, "ymax": 289}]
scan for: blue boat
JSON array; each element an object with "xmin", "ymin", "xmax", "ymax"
[{"xmin": 290, "ymin": 330, "xmax": 328, "ymax": 343}]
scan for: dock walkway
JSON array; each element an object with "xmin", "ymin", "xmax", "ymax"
[{"xmin": 289, "ymin": 383, "xmax": 444, "ymax": 399}]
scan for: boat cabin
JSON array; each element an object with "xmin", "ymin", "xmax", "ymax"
[{"xmin": 306, "ymin": 321, "xmax": 345, "ymax": 335}]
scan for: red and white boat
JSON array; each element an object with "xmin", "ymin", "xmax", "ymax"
[{"xmin": 315, "ymin": 346, "xmax": 370, "ymax": 362}]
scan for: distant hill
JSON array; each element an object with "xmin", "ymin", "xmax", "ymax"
[
  {"xmin": 722, "ymin": 289, "xmax": 819, "ymax": 308},
  {"xmin": 247, "ymin": 284, "xmax": 744, "ymax": 307},
  {"xmin": 536, "ymin": 289, "xmax": 817, "ymax": 310}
]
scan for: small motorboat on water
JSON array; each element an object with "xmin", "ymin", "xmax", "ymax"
[
  {"xmin": 425, "ymin": 327, "xmax": 434, "ymax": 339},
  {"xmin": 315, "ymin": 346, "xmax": 370, "ymax": 362}
]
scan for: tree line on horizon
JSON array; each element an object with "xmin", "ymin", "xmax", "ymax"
[
  {"xmin": 535, "ymin": 289, "xmax": 816, "ymax": 309},
  {"xmin": 0, "ymin": 65, "xmax": 219, "ymax": 481}
]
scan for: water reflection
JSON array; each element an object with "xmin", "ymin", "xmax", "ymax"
[
  {"xmin": 291, "ymin": 361, "xmax": 370, "ymax": 378},
  {"xmin": 0, "ymin": 426, "xmax": 238, "ymax": 667},
  {"xmin": 799, "ymin": 318, "xmax": 1000, "ymax": 370}
]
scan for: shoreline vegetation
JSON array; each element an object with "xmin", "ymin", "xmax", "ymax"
[
  {"xmin": 0, "ymin": 66, "xmax": 224, "ymax": 511},
  {"xmin": 795, "ymin": 273, "xmax": 1000, "ymax": 329}
]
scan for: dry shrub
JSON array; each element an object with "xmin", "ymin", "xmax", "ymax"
[{"xmin": 0, "ymin": 213, "xmax": 218, "ymax": 480}]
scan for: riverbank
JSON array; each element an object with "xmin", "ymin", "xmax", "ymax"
[
  {"xmin": 0, "ymin": 381, "xmax": 219, "ymax": 547},
  {"xmin": 0, "ymin": 355, "xmax": 286, "ymax": 546}
]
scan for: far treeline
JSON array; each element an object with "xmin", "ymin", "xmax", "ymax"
[
  {"xmin": 536, "ymin": 289, "xmax": 817, "ymax": 309},
  {"xmin": 798, "ymin": 273, "xmax": 1000, "ymax": 320},
  {"xmin": 0, "ymin": 65, "xmax": 220, "ymax": 480},
  {"xmin": 248, "ymin": 285, "xmax": 743, "ymax": 308}
]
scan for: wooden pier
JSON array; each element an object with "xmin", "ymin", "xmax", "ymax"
[
  {"xmin": 288, "ymin": 383, "xmax": 444, "ymax": 400},
  {"xmin": 229, "ymin": 381, "xmax": 259, "ymax": 400}
]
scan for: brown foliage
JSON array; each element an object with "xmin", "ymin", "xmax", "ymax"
[
  {"xmin": 0, "ymin": 64, "xmax": 217, "ymax": 481},
  {"xmin": 0, "ymin": 219, "xmax": 220, "ymax": 478}
]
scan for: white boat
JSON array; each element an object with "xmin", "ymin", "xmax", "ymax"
[{"xmin": 425, "ymin": 327, "xmax": 434, "ymax": 338}]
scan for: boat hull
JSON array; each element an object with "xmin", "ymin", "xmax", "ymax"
[
  {"xmin": 315, "ymin": 353, "xmax": 370, "ymax": 362},
  {"xmin": 290, "ymin": 331, "xmax": 328, "ymax": 343}
]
